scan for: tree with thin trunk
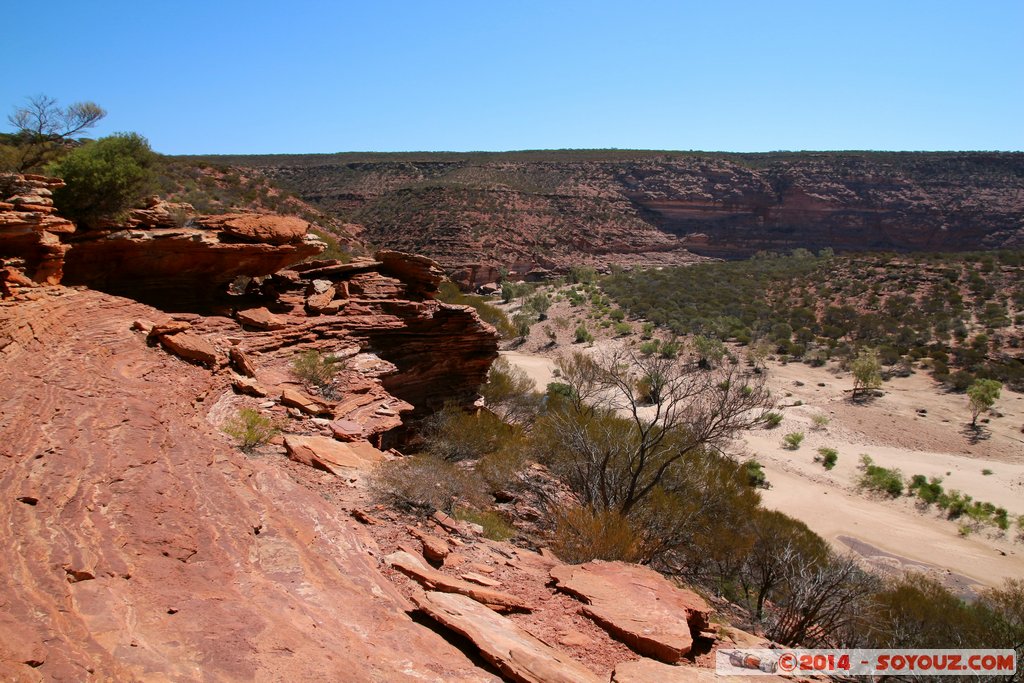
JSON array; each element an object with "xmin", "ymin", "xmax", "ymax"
[
  {"xmin": 536, "ymin": 347, "xmax": 773, "ymax": 516},
  {"xmin": 7, "ymin": 95, "xmax": 106, "ymax": 172},
  {"xmin": 850, "ymin": 347, "xmax": 882, "ymax": 401},
  {"xmin": 967, "ymin": 378, "xmax": 1001, "ymax": 428}
]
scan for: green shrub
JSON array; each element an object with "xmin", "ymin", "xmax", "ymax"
[
  {"xmin": 811, "ymin": 414, "xmax": 831, "ymax": 430},
  {"xmin": 763, "ymin": 411, "xmax": 784, "ymax": 428},
  {"xmin": 858, "ymin": 455, "xmax": 904, "ymax": 497},
  {"xmin": 745, "ymin": 460, "xmax": 769, "ymax": 488},
  {"xmin": 816, "ymin": 447, "xmax": 838, "ymax": 470},
  {"xmin": 222, "ymin": 408, "xmax": 279, "ymax": 452},
  {"xmin": 574, "ymin": 324, "xmax": 593, "ymax": 344},
  {"xmin": 454, "ymin": 507, "xmax": 517, "ymax": 541},
  {"xmin": 291, "ymin": 350, "xmax": 344, "ymax": 397},
  {"xmin": 614, "ymin": 321, "xmax": 632, "ymax": 336},
  {"xmin": 49, "ymin": 132, "xmax": 159, "ymax": 228},
  {"xmin": 909, "ymin": 474, "xmax": 944, "ymax": 504},
  {"xmin": 639, "ymin": 340, "xmax": 660, "ymax": 356},
  {"xmin": 782, "ymin": 432, "xmax": 804, "ymax": 450}
]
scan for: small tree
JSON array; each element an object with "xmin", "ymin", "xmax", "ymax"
[
  {"xmin": 48, "ymin": 132, "xmax": 158, "ymax": 228},
  {"xmin": 967, "ymin": 378, "xmax": 1002, "ymax": 428},
  {"xmin": 536, "ymin": 349, "xmax": 773, "ymax": 516},
  {"xmin": 850, "ymin": 347, "xmax": 882, "ymax": 401},
  {"xmin": 7, "ymin": 95, "xmax": 106, "ymax": 172}
]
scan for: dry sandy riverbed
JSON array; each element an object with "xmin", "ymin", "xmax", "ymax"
[{"xmin": 500, "ymin": 348, "xmax": 1024, "ymax": 593}]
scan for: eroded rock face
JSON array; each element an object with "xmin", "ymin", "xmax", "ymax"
[
  {"xmin": 62, "ymin": 224, "xmax": 324, "ymax": 308},
  {"xmin": 0, "ymin": 287, "xmax": 501, "ymax": 681},
  {"xmin": 257, "ymin": 153, "xmax": 1024, "ymax": 280},
  {"xmin": 550, "ymin": 561, "xmax": 712, "ymax": 663},
  {"xmin": 0, "ymin": 174, "xmax": 75, "ymax": 284}
]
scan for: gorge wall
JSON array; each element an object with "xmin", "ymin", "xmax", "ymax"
[{"xmin": 205, "ymin": 151, "xmax": 1024, "ymax": 284}]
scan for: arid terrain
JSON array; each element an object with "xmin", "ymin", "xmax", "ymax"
[{"xmin": 497, "ymin": 284, "xmax": 1024, "ymax": 597}]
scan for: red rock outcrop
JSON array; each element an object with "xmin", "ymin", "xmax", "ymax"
[
  {"xmin": 0, "ymin": 174, "xmax": 75, "ymax": 284},
  {"xmin": 0, "ymin": 287, "xmax": 500, "ymax": 681},
  {"xmin": 550, "ymin": 560, "xmax": 713, "ymax": 663},
  {"xmin": 411, "ymin": 591, "xmax": 603, "ymax": 683},
  {"xmin": 61, "ymin": 217, "xmax": 324, "ymax": 308}
]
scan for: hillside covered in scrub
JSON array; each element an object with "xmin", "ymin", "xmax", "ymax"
[
  {"xmin": 601, "ymin": 250, "xmax": 1024, "ymax": 390},
  {"xmin": 179, "ymin": 150, "xmax": 1024, "ymax": 285}
]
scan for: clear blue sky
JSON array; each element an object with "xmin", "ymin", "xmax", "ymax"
[{"xmin": 3, "ymin": 1, "xmax": 1022, "ymax": 154}]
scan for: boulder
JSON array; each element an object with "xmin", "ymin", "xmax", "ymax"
[
  {"xmin": 228, "ymin": 346, "xmax": 258, "ymax": 377},
  {"xmin": 197, "ymin": 213, "xmax": 310, "ymax": 245},
  {"xmin": 283, "ymin": 435, "xmax": 384, "ymax": 475},
  {"xmin": 236, "ymin": 307, "xmax": 286, "ymax": 330},
  {"xmin": 147, "ymin": 320, "xmax": 192, "ymax": 341},
  {"xmin": 411, "ymin": 591, "xmax": 602, "ymax": 683},
  {"xmin": 386, "ymin": 551, "xmax": 530, "ymax": 614},
  {"xmin": 408, "ymin": 527, "xmax": 450, "ymax": 564},
  {"xmin": 305, "ymin": 280, "xmax": 337, "ymax": 314},
  {"xmin": 549, "ymin": 560, "xmax": 711, "ymax": 663},
  {"xmin": 375, "ymin": 250, "xmax": 445, "ymax": 299},
  {"xmin": 231, "ymin": 377, "xmax": 268, "ymax": 397},
  {"xmin": 328, "ymin": 418, "xmax": 364, "ymax": 441},
  {"xmin": 280, "ymin": 388, "xmax": 333, "ymax": 416},
  {"xmin": 157, "ymin": 332, "xmax": 219, "ymax": 367}
]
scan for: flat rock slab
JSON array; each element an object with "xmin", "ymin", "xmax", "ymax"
[
  {"xmin": 281, "ymin": 387, "xmax": 333, "ymax": 415},
  {"xmin": 412, "ymin": 591, "xmax": 602, "ymax": 683},
  {"xmin": 236, "ymin": 306, "xmax": 286, "ymax": 330},
  {"xmin": 387, "ymin": 551, "xmax": 530, "ymax": 613},
  {"xmin": 550, "ymin": 560, "xmax": 711, "ymax": 663},
  {"xmin": 283, "ymin": 435, "xmax": 384, "ymax": 475},
  {"xmin": 158, "ymin": 332, "xmax": 218, "ymax": 366}
]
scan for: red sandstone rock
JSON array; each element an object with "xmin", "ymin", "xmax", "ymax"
[
  {"xmin": 0, "ymin": 288, "xmax": 498, "ymax": 681},
  {"xmin": 147, "ymin": 319, "xmax": 192, "ymax": 340},
  {"xmin": 228, "ymin": 345, "xmax": 258, "ymax": 377},
  {"xmin": 280, "ymin": 387, "xmax": 333, "ymax": 416},
  {"xmin": 196, "ymin": 212, "xmax": 310, "ymax": 245},
  {"xmin": 387, "ymin": 551, "xmax": 531, "ymax": 613},
  {"xmin": 283, "ymin": 435, "xmax": 385, "ymax": 475},
  {"xmin": 376, "ymin": 249, "xmax": 445, "ymax": 299},
  {"xmin": 409, "ymin": 526, "xmax": 451, "ymax": 564},
  {"xmin": 236, "ymin": 306, "xmax": 286, "ymax": 330},
  {"xmin": 411, "ymin": 591, "xmax": 602, "ymax": 683},
  {"xmin": 550, "ymin": 561, "xmax": 712, "ymax": 663},
  {"xmin": 231, "ymin": 376, "xmax": 268, "ymax": 397},
  {"xmin": 158, "ymin": 332, "xmax": 219, "ymax": 366}
]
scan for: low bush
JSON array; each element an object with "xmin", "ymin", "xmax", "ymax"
[
  {"xmin": 454, "ymin": 507, "xmax": 517, "ymax": 541},
  {"xmin": 858, "ymin": 455, "xmax": 904, "ymax": 497},
  {"xmin": 763, "ymin": 411, "xmax": 784, "ymax": 428},
  {"xmin": 371, "ymin": 454, "xmax": 487, "ymax": 514},
  {"xmin": 222, "ymin": 408, "xmax": 279, "ymax": 452},
  {"xmin": 816, "ymin": 447, "xmax": 838, "ymax": 470},
  {"xmin": 549, "ymin": 505, "xmax": 648, "ymax": 564},
  {"xmin": 782, "ymin": 432, "xmax": 804, "ymax": 450},
  {"xmin": 291, "ymin": 350, "xmax": 344, "ymax": 397},
  {"xmin": 574, "ymin": 324, "xmax": 593, "ymax": 344}
]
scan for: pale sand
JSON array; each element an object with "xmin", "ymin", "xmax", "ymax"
[{"xmin": 500, "ymin": 348, "xmax": 1024, "ymax": 589}]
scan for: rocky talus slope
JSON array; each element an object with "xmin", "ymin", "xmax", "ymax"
[{"xmin": 216, "ymin": 151, "xmax": 1024, "ymax": 285}]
